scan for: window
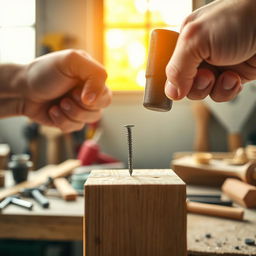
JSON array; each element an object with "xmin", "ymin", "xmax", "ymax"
[
  {"xmin": 0, "ymin": 0, "xmax": 35, "ymax": 64},
  {"xmin": 104, "ymin": 0, "xmax": 192, "ymax": 91}
]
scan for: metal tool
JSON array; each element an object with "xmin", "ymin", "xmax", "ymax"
[
  {"xmin": 124, "ymin": 125, "xmax": 134, "ymax": 176},
  {"xmin": 143, "ymin": 29, "xmax": 179, "ymax": 112},
  {"xmin": 20, "ymin": 177, "xmax": 53, "ymax": 208},
  {"xmin": 0, "ymin": 195, "xmax": 33, "ymax": 211}
]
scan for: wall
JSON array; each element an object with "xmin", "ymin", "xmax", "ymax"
[{"xmin": 1, "ymin": 0, "xmax": 256, "ymax": 168}]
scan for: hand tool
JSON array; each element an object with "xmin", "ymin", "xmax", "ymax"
[
  {"xmin": 0, "ymin": 159, "xmax": 80, "ymax": 201},
  {"xmin": 188, "ymin": 198, "xmax": 233, "ymax": 207},
  {"xmin": 53, "ymin": 177, "xmax": 78, "ymax": 201},
  {"xmin": 20, "ymin": 176, "xmax": 52, "ymax": 208},
  {"xmin": 187, "ymin": 201, "xmax": 244, "ymax": 220},
  {"xmin": 77, "ymin": 127, "xmax": 120, "ymax": 166},
  {"xmin": 172, "ymin": 156, "xmax": 256, "ymax": 186},
  {"xmin": 187, "ymin": 194, "xmax": 232, "ymax": 206},
  {"xmin": 222, "ymin": 178, "xmax": 256, "ymax": 208},
  {"xmin": 0, "ymin": 195, "xmax": 33, "ymax": 211},
  {"xmin": 143, "ymin": 29, "xmax": 179, "ymax": 112},
  {"xmin": 21, "ymin": 187, "xmax": 49, "ymax": 208},
  {"xmin": 192, "ymin": 102, "xmax": 211, "ymax": 151}
]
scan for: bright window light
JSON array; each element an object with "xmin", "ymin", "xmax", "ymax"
[
  {"xmin": 104, "ymin": 0, "xmax": 192, "ymax": 91},
  {"xmin": 0, "ymin": 0, "xmax": 35, "ymax": 64}
]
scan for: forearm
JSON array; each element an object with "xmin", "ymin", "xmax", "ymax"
[
  {"xmin": 0, "ymin": 64, "xmax": 25, "ymax": 117},
  {"xmin": 0, "ymin": 64, "xmax": 25, "ymax": 98},
  {"xmin": 0, "ymin": 98, "xmax": 24, "ymax": 117}
]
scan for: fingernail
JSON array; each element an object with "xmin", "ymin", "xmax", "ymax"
[
  {"xmin": 165, "ymin": 81, "xmax": 179, "ymax": 99},
  {"xmin": 61, "ymin": 100, "xmax": 71, "ymax": 111},
  {"xmin": 84, "ymin": 92, "xmax": 96, "ymax": 104},
  {"xmin": 222, "ymin": 75, "xmax": 238, "ymax": 90},
  {"xmin": 195, "ymin": 74, "xmax": 211, "ymax": 90},
  {"xmin": 51, "ymin": 107, "xmax": 60, "ymax": 117}
]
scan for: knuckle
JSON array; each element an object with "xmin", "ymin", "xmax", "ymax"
[{"xmin": 182, "ymin": 21, "xmax": 203, "ymax": 40}]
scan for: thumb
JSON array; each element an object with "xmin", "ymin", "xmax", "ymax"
[{"xmin": 165, "ymin": 23, "xmax": 209, "ymax": 100}]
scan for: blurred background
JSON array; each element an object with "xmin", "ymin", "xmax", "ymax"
[{"xmin": 2, "ymin": 0, "xmax": 251, "ymax": 170}]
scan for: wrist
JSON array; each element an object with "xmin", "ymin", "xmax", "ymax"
[{"xmin": 0, "ymin": 64, "xmax": 26, "ymax": 98}]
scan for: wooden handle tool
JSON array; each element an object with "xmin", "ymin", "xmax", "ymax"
[
  {"xmin": 187, "ymin": 201, "xmax": 244, "ymax": 220},
  {"xmin": 192, "ymin": 102, "xmax": 211, "ymax": 152},
  {"xmin": 53, "ymin": 177, "xmax": 78, "ymax": 201},
  {"xmin": 143, "ymin": 29, "xmax": 179, "ymax": 112},
  {"xmin": 222, "ymin": 178, "xmax": 256, "ymax": 208},
  {"xmin": 172, "ymin": 156, "xmax": 256, "ymax": 186},
  {"xmin": 0, "ymin": 159, "xmax": 80, "ymax": 201}
]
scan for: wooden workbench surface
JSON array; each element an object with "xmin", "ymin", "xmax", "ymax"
[
  {"xmin": 187, "ymin": 187, "xmax": 256, "ymax": 256},
  {"xmin": 0, "ymin": 171, "xmax": 256, "ymax": 255}
]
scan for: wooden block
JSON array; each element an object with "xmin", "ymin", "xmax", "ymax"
[
  {"xmin": 84, "ymin": 169, "xmax": 187, "ymax": 256},
  {"xmin": 222, "ymin": 178, "xmax": 256, "ymax": 208},
  {"xmin": 53, "ymin": 177, "xmax": 78, "ymax": 201},
  {"xmin": 172, "ymin": 156, "xmax": 256, "ymax": 186}
]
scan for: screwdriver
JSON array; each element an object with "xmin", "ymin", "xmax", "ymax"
[{"xmin": 143, "ymin": 29, "xmax": 179, "ymax": 112}]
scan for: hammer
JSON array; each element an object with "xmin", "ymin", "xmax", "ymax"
[{"xmin": 143, "ymin": 29, "xmax": 179, "ymax": 112}]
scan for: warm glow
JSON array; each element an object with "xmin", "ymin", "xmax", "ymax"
[
  {"xmin": 127, "ymin": 42, "xmax": 145, "ymax": 68},
  {"xmin": 0, "ymin": 0, "xmax": 35, "ymax": 64},
  {"xmin": 104, "ymin": 0, "xmax": 192, "ymax": 91},
  {"xmin": 106, "ymin": 29, "xmax": 126, "ymax": 49},
  {"xmin": 0, "ymin": 0, "xmax": 35, "ymax": 26}
]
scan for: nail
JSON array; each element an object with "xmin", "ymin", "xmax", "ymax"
[
  {"xmin": 51, "ymin": 107, "xmax": 60, "ymax": 118},
  {"xmin": 61, "ymin": 100, "xmax": 71, "ymax": 111},
  {"xmin": 84, "ymin": 92, "xmax": 96, "ymax": 104},
  {"xmin": 222, "ymin": 75, "xmax": 238, "ymax": 90},
  {"xmin": 195, "ymin": 74, "xmax": 211, "ymax": 90},
  {"xmin": 165, "ymin": 81, "xmax": 179, "ymax": 99}
]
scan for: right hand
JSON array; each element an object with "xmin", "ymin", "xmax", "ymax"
[{"xmin": 165, "ymin": 0, "xmax": 256, "ymax": 102}]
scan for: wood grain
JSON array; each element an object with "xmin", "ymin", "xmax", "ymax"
[{"xmin": 84, "ymin": 169, "xmax": 187, "ymax": 256}]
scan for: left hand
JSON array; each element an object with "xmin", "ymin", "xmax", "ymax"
[{"xmin": 19, "ymin": 50, "xmax": 111, "ymax": 133}]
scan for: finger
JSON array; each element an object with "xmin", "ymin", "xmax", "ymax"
[
  {"xmin": 165, "ymin": 22, "xmax": 209, "ymax": 100},
  {"xmin": 72, "ymin": 86, "xmax": 112, "ymax": 110},
  {"xmin": 210, "ymin": 71, "xmax": 242, "ymax": 102},
  {"xmin": 218, "ymin": 55, "xmax": 256, "ymax": 84},
  {"xmin": 58, "ymin": 50, "xmax": 108, "ymax": 104},
  {"xmin": 59, "ymin": 97, "xmax": 101, "ymax": 123},
  {"xmin": 49, "ymin": 105, "xmax": 101, "ymax": 133},
  {"xmin": 187, "ymin": 68, "xmax": 215, "ymax": 100}
]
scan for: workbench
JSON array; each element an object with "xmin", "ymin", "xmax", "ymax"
[{"xmin": 0, "ymin": 171, "xmax": 255, "ymax": 255}]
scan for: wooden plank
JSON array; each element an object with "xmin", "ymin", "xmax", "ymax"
[
  {"xmin": 53, "ymin": 177, "xmax": 78, "ymax": 201},
  {"xmin": 0, "ymin": 214, "xmax": 83, "ymax": 240},
  {"xmin": 172, "ymin": 156, "xmax": 256, "ymax": 186},
  {"xmin": 84, "ymin": 169, "xmax": 187, "ymax": 256},
  {"xmin": 0, "ymin": 159, "xmax": 80, "ymax": 200}
]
